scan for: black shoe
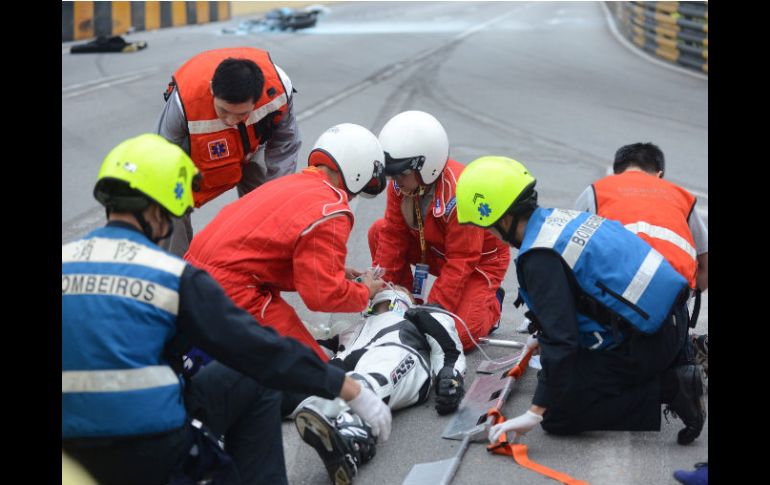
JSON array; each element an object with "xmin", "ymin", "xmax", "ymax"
[
  {"xmin": 295, "ymin": 406, "xmax": 358, "ymax": 485},
  {"xmin": 663, "ymin": 364, "xmax": 706, "ymax": 445}
]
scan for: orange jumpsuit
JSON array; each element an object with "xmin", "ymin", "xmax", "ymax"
[
  {"xmin": 186, "ymin": 167, "xmax": 370, "ymax": 361},
  {"xmin": 368, "ymin": 159, "xmax": 510, "ymax": 350}
]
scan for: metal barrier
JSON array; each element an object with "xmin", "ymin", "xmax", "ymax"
[
  {"xmin": 62, "ymin": 1, "xmax": 231, "ymax": 42},
  {"xmin": 606, "ymin": 1, "xmax": 708, "ymax": 74}
]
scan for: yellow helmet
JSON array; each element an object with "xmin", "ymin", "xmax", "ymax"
[
  {"xmin": 456, "ymin": 156, "xmax": 537, "ymax": 228},
  {"xmin": 93, "ymin": 134, "xmax": 199, "ymax": 217},
  {"xmin": 62, "ymin": 452, "xmax": 97, "ymax": 485}
]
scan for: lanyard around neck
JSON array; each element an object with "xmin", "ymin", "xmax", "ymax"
[{"xmin": 413, "ymin": 190, "xmax": 427, "ymax": 264}]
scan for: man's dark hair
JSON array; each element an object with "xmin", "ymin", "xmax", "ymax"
[
  {"xmin": 211, "ymin": 58, "xmax": 264, "ymax": 104},
  {"xmin": 613, "ymin": 142, "xmax": 665, "ymax": 175}
]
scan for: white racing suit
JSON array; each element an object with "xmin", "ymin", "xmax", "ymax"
[{"xmin": 296, "ymin": 307, "xmax": 466, "ymax": 419}]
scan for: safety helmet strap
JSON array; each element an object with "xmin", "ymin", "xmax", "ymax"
[{"xmin": 133, "ymin": 207, "xmax": 174, "ymax": 244}]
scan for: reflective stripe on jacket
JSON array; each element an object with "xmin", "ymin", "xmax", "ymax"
[
  {"xmin": 516, "ymin": 207, "xmax": 688, "ymax": 350},
  {"xmin": 62, "ymin": 225, "xmax": 186, "ymax": 438},
  {"xmin": 174, "ymin": 47, "xmax": 289, "ymax": 206},
  {"xmin": 593, "ymin": 171, "xmax": 698, "ymax": 288}
]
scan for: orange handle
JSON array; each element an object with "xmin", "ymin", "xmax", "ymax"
[
  {"xmin": 506, "ymin": 345, "xmax": 536, "ymax": 379},
  {"xmin": 485, "ymin": 408, "xmax": 590, "ymax": 485}
]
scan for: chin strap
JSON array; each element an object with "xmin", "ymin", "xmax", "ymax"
[
  {"xmin": 133, "ymin": 211, "xmax": 154, "ymax": 242},
  {"xmin": 134, "ymin": 211, "xmax": 174, "ymax": 244},
  {"xmin": 494, "ymin": 216, "xmax": 522, "ymax": 248},
  {"xmin": 157, "ymin": 214, "xmax": 174, "ymax": 243}
]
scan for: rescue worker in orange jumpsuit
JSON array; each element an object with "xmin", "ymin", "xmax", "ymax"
[
  {"xmin": 186, "ymin": 123, "xmax": 387, "ymax": 362},
  {"xmin": 367, "ymin": 111, "xmax": 511, "ymax": 351},
  {"xmin": 156, "ymin": 47, "xmax": 301, "ymax": 256}
]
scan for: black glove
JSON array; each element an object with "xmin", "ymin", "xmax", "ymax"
[{"xmin": 435, "ymin": 366, "xmax": 464, "ymax": 415}]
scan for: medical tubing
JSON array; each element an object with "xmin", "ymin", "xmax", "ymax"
[
  {"xmin": 411, "ymin": 303, "xmax": 520, "ymax": 367},
  {"xmin": 379, "ymin": 281, "xmax": 523, "ymax": 368}
]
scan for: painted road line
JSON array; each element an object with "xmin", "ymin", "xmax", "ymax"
[{"xmin": 62, "ymin": 67, "xmax": 161, "ymax": 98}]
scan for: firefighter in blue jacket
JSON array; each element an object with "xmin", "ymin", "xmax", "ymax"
[
  {"xmin": 62, "ymin": 134, "xmax": 391, "ymax": 485},
  {"xmin": 454, "ymin": 156, "xmax": 706, "ymax": 446}
]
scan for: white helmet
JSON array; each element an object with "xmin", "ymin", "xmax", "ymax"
[
  {"xmin": 365, "ymin": 287, "xmax": 414, "ymax": 317},
  {"xmin": 309, "ymin": 123, "xmax": 386, "ymax": 198},
  {"xmin": 378, "ymin": 110, "xmax": 449, "ymax": 185}
]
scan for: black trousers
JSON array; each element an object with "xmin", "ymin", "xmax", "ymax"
[
  {"xmin": 64, "ymin": 362, "xmax": 288, "ymax": 485},
  {"xmin": 541, "ymin": 301, "xmax": 691, "ymax": 434}
]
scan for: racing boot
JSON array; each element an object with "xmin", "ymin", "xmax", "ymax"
[
  {"xmin": 662, "ymin": 364, "xmax": 707, "ymax": 445},
  {"xmin": 295, "ymin": 406, "xmax": 376, "ymax": 485},
  {"xmin": 335, "ymin": 411, "xmax": 377, "ymax": 465}
]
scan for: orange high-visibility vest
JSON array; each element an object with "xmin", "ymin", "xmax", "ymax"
[
  {"xmin": 593, "ymin": 171, "xmax": 698, "ymax": 288},
  {"xmin": 173, "ymin": 47, "xmax": 289, "ymax": 207}
]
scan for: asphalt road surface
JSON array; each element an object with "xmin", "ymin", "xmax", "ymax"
[{"xmin": 62, "ymin": 2, "xmax": 708, "ymax": 484}]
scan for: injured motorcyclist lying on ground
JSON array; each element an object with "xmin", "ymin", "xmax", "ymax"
[{"xmin": 293, "ymin": 285, "xmax": 467, "ymax": 484}]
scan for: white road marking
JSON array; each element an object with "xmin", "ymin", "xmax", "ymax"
[{"xmin": 62, "ymin": 67, "xmax": 160, "ymax": 99}]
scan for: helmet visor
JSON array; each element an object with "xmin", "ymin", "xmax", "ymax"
[
  {"xmin": 383, "ymin": 153, "xmax": 425, "ymax": 177},
  {"xmin": 360, "ymin": 160, "xmax": 386, "ymax": 198}
]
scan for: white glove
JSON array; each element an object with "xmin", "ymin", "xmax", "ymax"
[
  {"xmin": 347, "ymin": 387, "xmax": 392, "ymax": 442},
  {"xmin": 525, "ymin": 333, "xmax": 539, "ymax": 351},
  {"xmin": 488, "ymin": 410, "xmax": 543, "ymax": 443}
]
